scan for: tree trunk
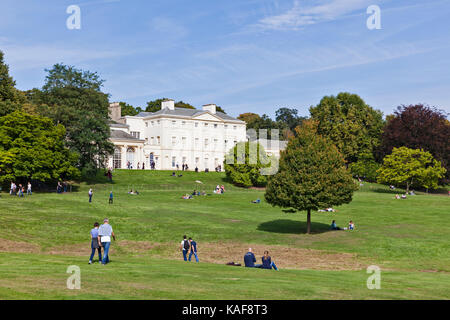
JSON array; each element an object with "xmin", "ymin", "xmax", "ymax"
[
  {"xmin": 306, "ymin": 209, "xmax": 311, "ymax": 234},
  {"xmin": 406, "ymin": 181, "xmax": 410, "ymax": 193}
]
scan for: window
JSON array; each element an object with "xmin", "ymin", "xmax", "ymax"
[
  {"xmin": 204, "ymin": 123, "xmax": 208, "ymax": 127},
  {"xmin": 204, "ymin": 158, "xmax": 209, "ymax": 169},
  {"xmin": 204, "ymin": 138, "xmax": 209, "ymax": 148},
  {"xmin": 195, "ymin": 157, "xmax": 199, "ymax": 165},
  {"xmin": 151, "ymin": 137, "xmax": 154, "ymax": 145},
  {"xmin": 131, "ymin": 131, "xmax": 140, "ymax": 139},
  {"xmin": 151, "ymin": 121, "xmax": 154, "ymax": 126},
  {"xmin": 224, "ymin": 125, "xmax": 228, "ymax": 129},
  {"xmin": 113, "ymin": 148, "xmax": 121, "ymax": 169},
  {"xmin": 213, "ymin": 139, "xmax": 218, "ymax": 150},
  {"xmin": 172, "ymin": 136, "xmax": 177, "ymax": 146},
  {"xmin": 233, "ymin": 126, "xmax": 237, "ymax": 130},
  {"xmin": 182, "ymin": 137, "xmax": 187, "ymax": 146},
  {"xmin": 172, "ymin": 157, "xmax": 176, "ymax": 167},
  {"xmin": 157, "ymin": 136, "xmax": 160, "ymax": 144},
  {"xmin": 182, "ymin": 121, "xmax": 186, "ymax": 126},
  {"xmin": 195, "ymin": 122, "xmax": 198, "ymax": 127},
  {"xmin": 182, "ymin": 156, "xmax": 186, "ymax": 164},
  {"xmin": 214, "ymin": 124, "xmax": 218, "ymax": 128},
  {"xmin": 157, "ymin": 120, "xmax": 160, "ymax": 125},
  {"xmin": 145, "ymin": 138, "xmax": 148, "ymax": 144},
  {"xmin": 145, "ymin": 122, "xmax": 148, "ymax": 127},
  {"xmin": 172, "ymin": 120, "xmax": 176, "ymax": 126}
]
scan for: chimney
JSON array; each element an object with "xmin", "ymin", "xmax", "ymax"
[
  {"xmin": 109, "ymin": 102, "xmax": 121, "ymax": 121},
  {"xmin": 161, "ymin": 99, "xmax": 175, "ymax": 110},
  {"xmin": 202, "ymin": 104, "xmax": 216, "ymax": 114}
]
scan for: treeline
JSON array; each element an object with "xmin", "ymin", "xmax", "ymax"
[
  {"xmin": 226, "ymin": 92, "xmax": 449, "ymax": 191},
  {"xmin": 0, "ymin": 51, "xmax": 113, "ymax": 186}
]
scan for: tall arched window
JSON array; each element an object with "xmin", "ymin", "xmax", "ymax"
[
  {"xmin": 126, "ymin": 147, "xmax": 135, "ymax": 168},
  {"xmin": 113, "ymin": 148, "xmax": 122, "ymax": 169}
]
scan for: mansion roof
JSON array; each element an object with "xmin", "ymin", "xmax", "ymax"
[
  {"xmin": 110, "ymin": 129, "xmax": 144, "ymax": 142},
  {"xmin": 135, "ymin": 107, "xmax": 244, "ymax": 123}
]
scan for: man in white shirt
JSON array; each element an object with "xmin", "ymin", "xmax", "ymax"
[{"xmin": 98, "ymin": 218, "xmax": 116, "ymax": 265}]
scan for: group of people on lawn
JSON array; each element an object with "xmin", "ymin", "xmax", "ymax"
[
  {"xmin": 89, "ymin": 218, "xmax": 116, "ymax": 265},
  {"xmin": 9, "ymin": 181, "xmax": 32, "ymax": 197}
]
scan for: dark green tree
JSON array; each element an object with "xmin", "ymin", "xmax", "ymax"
[
  {"xmin": 0, "ymin": 50, "xmax": 26, "ymax": 117},
  {"xmin": 265, "ymin": 120, "xmax": 358, "ymax": 234},
  {"xmin": 0, "ymin": 111, "xmax": 80, "ymax": 185},
  {"xmin": 120, "ymin": 102, "xmax": 142, "ymax": 116},
  {"xmin": 309, "ymin": 93, "xmax": 384, "ymax": 164},
  {"xmin": 30, "ymin": 64, "xmax": 114, "ymax": 176}
]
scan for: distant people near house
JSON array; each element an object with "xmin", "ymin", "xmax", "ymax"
[
  {"xmin": 318, "ymin": 207, "xmax": 336, "ymax": 212},
  {"xmin": 176, "ymin": 163, "xmax": 179, "ymax": 170},
  {"xmin": 244, "ymin": 248, "xmax": 262, "ymax": 268},
  {"xmin": 395, "ymin": 194, "xmax": 400, "ymax": 199},
  {"xmin": 109, "ymin": 191, "xmax": 113, "ymax": 204},
  {"xmin": 88, "ymin": 188, "xmax": 93, "ymax": 202},
  {"xmin": 18, "ymin": 184, "xmax": 24, "ymax": 197},
  {"xmin": 330, "ymin": 220, "xmax": 342, "ymax": 230},
  {"xmin": 10, "ymin": 181, "xmax": 16, "ymax": 196},
  {"xmin": 89, "ymin": 222, "xmax": 102, "ymax": 264},
  {"xmin": 171, "ymin": 171, "xmax": 176, "ymax": 177},
  {"xmin": 389, "ymin": 185, "xmax": 395, "ymax": 190},
  {"xmin": 63, "ymin": 181, "xmax": 68, "ymax": 193},
  {"xmin": 185, "ymin": 164, "xmax": 189, "ymax": 171},
  {"xmin": 27, "ymin": 182, "xmax": 32, "ymax": 195},
  {"xmin": 251, "ymin": 198, "xmax": 261, "ymax": 204},
  {"xmin": 195, "ymin": 167, "xmax": 198, "ymax": 173},
  {"xmin": 98, "ymin": 218, "xmax": 115, "ymax": 265},
  {"xmin": 137, "ymin": 162, "xmax": 140, "ymax": 170},
  {"xmin": 401, "ymin": 194, "xmax": 407, "ymax": 199},
  {"xmin": 57, "ymin": 181, "xmax": 63, "ymax": 194},
  {"xmin": 180, "ymin": 235, "xmax": 190, "ymax": 261},
  {"xmin": 188, "ymin": 237, "xmax": 199, "ymax": 262},
  {"xmin": 142, "ymin": 162, "xmax": 145, "ymax": 170},
  {"xmin": 182, "ymin": 194, "xmax": 192, "ymax": 199},
  {"xmin": 409, "ymin": 190, "xmax": 416, "ymax": 196},
  {"xmin": 261, "ymin": 251, "xmax": 278, "ymax": 271},
  {"xmin": 128, "ymin": 189, "xmax": 139, "ymax": 195},
  {"xmin": 107, "ymin": 168, "xmax": 113, "ymax": 181}
]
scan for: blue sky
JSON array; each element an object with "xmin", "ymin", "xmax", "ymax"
[{"xmin": 1, "ymin": 0, "xmax": 449, "ymax": 118}]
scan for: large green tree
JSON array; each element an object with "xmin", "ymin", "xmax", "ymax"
[
  {"xmin": 0, "ymin": 111, "xmax": 80, "ymax": 185},
  {"xmin": 309, "ymin": 93, "xmax": 384, "ymax": 164},
  {"xmin": 120, "ymin": 102, "xmax": 143, "ymax": 116},
  {"xmin": 377, "ymin": 147, "xmax": 446, "ymax": 192},
  {"xmin": 145, "ymin": 98, "xmax": 226, "ymax": 113},
  {"xmin": 29, "ymin": 64, "xmax": 114, "ymax": 175},
  {"xmin": 265, "ymin": 120, "xmax": 358, "ymax": 234}
]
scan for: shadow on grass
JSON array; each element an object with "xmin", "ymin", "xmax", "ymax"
[{"xmin": 257, "ymin": 219, "xmax": 331, "ymax": 235}]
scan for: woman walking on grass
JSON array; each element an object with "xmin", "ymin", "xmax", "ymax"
[{"xmin": 89, "ymin": 222, "xmax": 102, "ymax": 264}]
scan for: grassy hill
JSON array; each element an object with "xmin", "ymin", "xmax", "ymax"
[{"xmin": 0, "ymin": 170, "xmax": 449, "ymax": 299}]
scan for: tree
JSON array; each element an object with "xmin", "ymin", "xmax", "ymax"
[
  {"xmin": 120, "ymin": 102, "xmax": 142, "ymax": 116},
  {"xmin": 349, "ymin": 152, "xmax": 380, "ymax": 182},
  {"xmin": 237, "ymin": 112, "xmax": 281, "ymax": 139},
  {"xmin": 0, "ymin": 50, "xmax": 26, "ymax": 117},
  {"xmin": 275, "ymin": 107, "xmax": 306, "ymax": 133},
  {"xmin": 145, "ymin": 99, "xmax": 203, "ymax": 112},
  {"xmin": 265, "ymin": 120, "xmax": 358, "ymax": 234},
  {"xmin": 379, "ymin": 104, "xmax": 450, "ymax": 179},
  {"xmin": 309, "ymin": 93, "xmax": 384, "ymax": 164},
  {"xmin": 224, "ymin": 141, "xmax": 271, "ymax": 188},
  {"xmin": 377, "ymin": 147, "xmax": 446, "ymax": 192},
  {"xmin": 0, "ymin": 111, "xmax": 80, "ymax": 185},
  {"xmin": 30, "ymin": 64, "xmax": 114, "ymax": 176}
]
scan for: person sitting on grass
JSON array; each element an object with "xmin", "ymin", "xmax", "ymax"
[
  {"xmin": 261, "ymin": 251, "xmax": 278, "ymax": 271},
  {"xmin": 401, "ymin": 194, "xmax": 407, "ymax": 199},
  {"xmin": 182, "ymin": 194, "xmax": 192, "ymax": 199},
  {"xmin": 395, "ymin": 194, "xmax": 400, "ymax": 199},
  {"xmin": 330, "ymin": 220, "xmax": 342, "ymax": 230},
  {"xmin": 244, "ymin": 248, "xmax": 262, "ymax": 268},
  {"xmin": 251, "ymin": 198, "xmax": 261, "ymax": 203}
]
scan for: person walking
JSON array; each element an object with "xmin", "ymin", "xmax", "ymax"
[
  {"xmin": 98, "ymin": 218, "xmax": 115, "ymax": 265},
  {"xmin": 109, "ymin": 191, "xmax": 113, "ymax": 204},
  {"xmin": 27, "ymin": 182, "xmax": 32, "ymax": 196},
  {"xmin": 180, "ymin": 235, "xmax": 190, "ymax": 261},
  {"xmin": 88, "ymin": 188, "xmax": 93, "ymax": 203},
  {"xmin": 89, "ymin": 222, "xmax": 102, "ymax": 264},
  {"xmin": 188, "ymin": 237, "xmax": 199, "ymax": 262}
]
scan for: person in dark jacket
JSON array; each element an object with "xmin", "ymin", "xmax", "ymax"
[
  {"xmin": 244, "ymin": 248, "xmax": 262, "ymax": 268},
  {"xmin": 261, "ymin": 251, "xmax": 278, "ymax": 270}
]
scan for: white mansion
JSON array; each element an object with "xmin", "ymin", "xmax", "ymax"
[{"xmin": 107, "ymin": 99, "xmax": 286, "ymax": 171}]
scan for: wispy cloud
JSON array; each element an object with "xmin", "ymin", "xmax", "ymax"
[{"xmin": 255, "ymin": 0, "xmax": 374, "ymax": 31}]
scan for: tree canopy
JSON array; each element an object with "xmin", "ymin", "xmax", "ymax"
[
  {"xmin": 309, "ymin": 92, "xmax": 384, "ymax": 164},
  {"xmin": 29, "ymin": 64, "xmax": 114, "ymax": 176},
  {"xmin": 0, "ymin": 111, "xmax": 80, "ymax": 185},
  {"xmin": 144, "ymin": 99, "xmax": 226, "ymax": 113},
  {"xmin": 377, "ymin": 147, "xmax": 446, "ymax": 192},
  {"xmin": 380, "ymin": 104, "xmax": 450, "ymax": 179},
  {"xmin": 120, "ymin": 102, "xmax": 143, "ymax": 116},
  {"xmin": 265, "ymin": 120, "xmax": 357, "ymax": 234}
]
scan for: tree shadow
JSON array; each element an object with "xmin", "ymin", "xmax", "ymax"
[{"xmin": 257, "ymin": 219, "xmax": 331, "ymax": 235}]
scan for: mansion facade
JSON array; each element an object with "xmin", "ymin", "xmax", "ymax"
[{"xmin": 107, "ymin": 99, "xmax": 285, "ymax": 171}]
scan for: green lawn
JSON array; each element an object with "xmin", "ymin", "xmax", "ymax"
[{"xmin": 0, "ymin": 170, "xmax": 449, "ymax": 299}]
